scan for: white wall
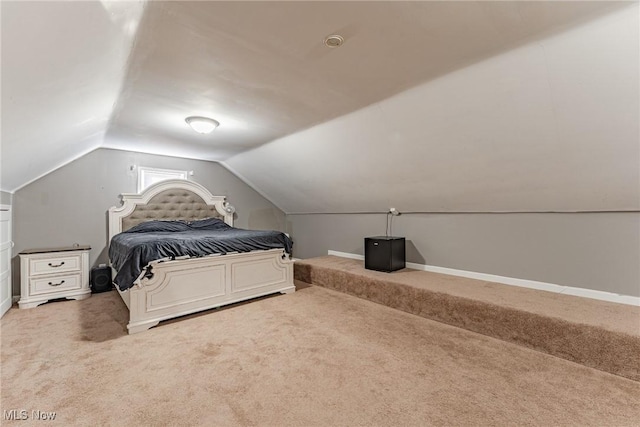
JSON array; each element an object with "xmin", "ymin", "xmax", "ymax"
[
  {"xmin": 0, "ymin": 192, "xmax": 12, "ymax": 206},
  {"xmin": 226, "ymin": 4, "xmax": 639, "ymax": 214}
]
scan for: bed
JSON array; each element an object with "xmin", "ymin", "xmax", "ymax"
[{"xmin": 108, "ymin": 179, "xmax": 295, "ymax": 334}]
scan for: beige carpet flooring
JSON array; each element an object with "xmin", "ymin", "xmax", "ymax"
[
  {"xmin": 295, "ymin": 256, "xmax": 640, "ymax": 381},
  {"xmin": 1, "ymin": 283, "xmax": 639, "ymax": 426}
]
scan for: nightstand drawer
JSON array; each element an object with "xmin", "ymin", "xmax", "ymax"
[
  {"xmin": 19, "ymin": 246, "xmax": 91, "ymax": 309},
  {"xmin": 30, "ymin": 273, "xmax": 82, "ymax": 295},
  {"xmin": 30, "ymin": 254, "xmax": 81, "ymax": 276}
]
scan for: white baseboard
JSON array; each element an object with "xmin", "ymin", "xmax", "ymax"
[{"xmin": 327, "ymin": 250, "xmax": 639, "ymax": 306}]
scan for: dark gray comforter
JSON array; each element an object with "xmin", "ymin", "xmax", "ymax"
[{"xmin": 109, "ymin": 218, "xmax": 293, "ymax": 291}]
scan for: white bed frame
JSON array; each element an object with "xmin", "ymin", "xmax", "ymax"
[{"xmin": 108, "ymin": 179, "xmax": 295, "ymax": 334}]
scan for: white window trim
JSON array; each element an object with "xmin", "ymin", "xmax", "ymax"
[{"xmin": 137, "ymin": 167, "xmax": 189, "ymax": 193}]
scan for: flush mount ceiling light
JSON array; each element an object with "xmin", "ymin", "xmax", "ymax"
[
  {"xmin": 323, "ymin": 34, "xmax": 344, "ymax": 48},
  {"xmin": 185, "ymin": 116, "xmax": 220, "ymax": 134}
]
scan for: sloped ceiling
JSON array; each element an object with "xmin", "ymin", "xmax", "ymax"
[
  {"xmin": 226, "ymin": 3, "xmax": 640, "ymax": 213},
  {"xmin": 1, "ymin": 0, "xmax": 145, "ymax": 192},
  {"xmin": 2, "ymin": 1, "xmax": 637, "ymax": 212}
]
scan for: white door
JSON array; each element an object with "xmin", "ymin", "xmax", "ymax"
[{"xmin": 0, "ymin": 205, "xmax": 12, "ymax": 318}]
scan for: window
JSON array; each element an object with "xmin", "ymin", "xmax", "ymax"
[{"xmin": 137, "ymin": 167, "xmax": 188, "ymax": 192}]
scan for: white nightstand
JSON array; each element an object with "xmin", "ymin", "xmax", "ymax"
[{"xmin": 19, "ymin": 245, "xmax": 91, "ymax": 309}]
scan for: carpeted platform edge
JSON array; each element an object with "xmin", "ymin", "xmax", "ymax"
[{"xmin": 294, "ymin": 262, "xmax": 640, "ymax": 382}]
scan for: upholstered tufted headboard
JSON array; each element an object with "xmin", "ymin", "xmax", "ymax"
[
  {"xmin": 108, "ymin": 180, "xmax": 233, "ymax": 242},
  {"xmin": 120, "ymin": 188, "xmax": 225, "ymax": 231}
]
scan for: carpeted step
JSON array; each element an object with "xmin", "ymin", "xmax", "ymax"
[{"xmin": 294, "ymin": 256, "xmax": 640, "ymax": 381}]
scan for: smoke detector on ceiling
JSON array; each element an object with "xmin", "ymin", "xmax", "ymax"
[{"xmin": 323, "ymin": 34, "xmax": 344, "ymax": 48}]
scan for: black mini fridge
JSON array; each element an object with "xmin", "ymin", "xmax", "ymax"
[{"xmin": 364, "ymin": 236, "xmax": 406, "ymax": 272}]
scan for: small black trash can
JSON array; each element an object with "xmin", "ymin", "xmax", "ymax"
[{"xmin": 90, "ymin": 266, "xmax": 113, "ymax": 293}]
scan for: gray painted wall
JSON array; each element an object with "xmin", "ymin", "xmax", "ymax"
[
  {"xmin": 0, "ymin": 191, "xmax": 12, "ymax": 205},
  {"xmin": 287, "ymin": 212, "xmax": 640, "ymax": 297},
  {"xmin": 12, "ymin": 148, "xmax": 285, "ymax": 295}
]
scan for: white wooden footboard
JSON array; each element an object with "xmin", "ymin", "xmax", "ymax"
[
  {"xmin": 108, "ymin": 180, "xmax": 296, "ymax": 334},
  {"xmin": 124, "ymin": 249, "xmax": 294, "ymax": 334}
]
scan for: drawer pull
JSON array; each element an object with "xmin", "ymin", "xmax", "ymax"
[
  {"xmin": 48, "ymin": 261, "xmax": 65, "ymax": 268},
  {"xmin": 48, "ymin": 280, "xmax": 65, "ymax": 287}
]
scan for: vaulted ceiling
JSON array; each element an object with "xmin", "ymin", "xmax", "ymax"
[{"xmin": 2, "ymin": 1, "xmax": 638, "ymax": 212}]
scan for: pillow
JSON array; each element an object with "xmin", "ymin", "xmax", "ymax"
[
  {"xmin": 124, "ymin": 220, "xmax": 191, "ymax": 233},
  {"xmin": 188, "ymin": 217, "xmax": 231, "ymax": 230}
]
